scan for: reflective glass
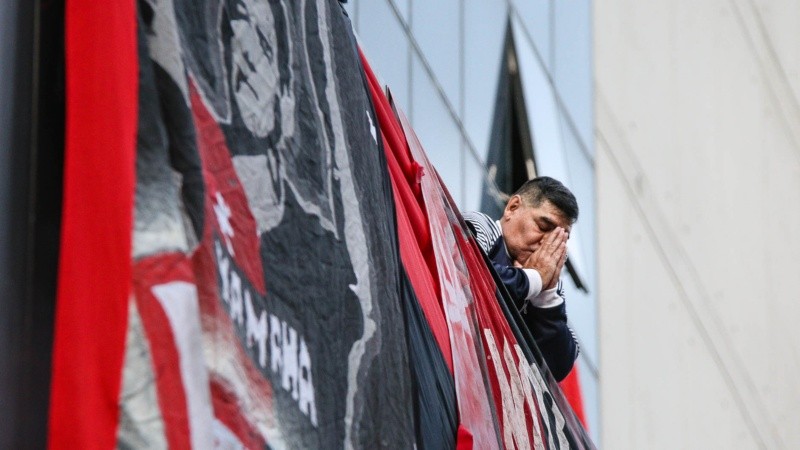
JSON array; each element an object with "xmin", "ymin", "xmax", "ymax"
[
  {"xmin": 560, "ymin": 114, "xmax": 597, "ymax": 361},
  {"xmin": 463, "ymin": 0, "xmax": 507, "ymax": 161},
  {"xmin": 394, "ymin": 0, "xmax": 410, "ymax": 22},
  {"xmin": 411, "ymin": 54, "xmax": 464, "ymax": 207},
  {"xmin": 411, "ymin": 0, "xmax": 461, "ymax": 105},
  {"xmin": 560, "ymin": 116, "xmax": 595, "ymax": 285},
  {"xmin": 357, "ymin": 0, "xmax": 412, "ymax": 112},
  {"xmin": 509, "ymin": 0, "xmax": 552, "ymax": 70},
  {"xmin": 514, "ymin": 10, "xmax": 598, "ymax": 367},
  {"xmin": 553, "ymin": 0, "xmax": 593, "ymax": 152},
  {"xmin": 463, "ymin": 148, "xmax": 490, "ymax": 213},
  {"xmin": 559, "ymin": 97, "xmax": 599, "ymax": 442},
  {"xmin": 511, "ymin": 15, "xmax": 564, "ymax": 180}
]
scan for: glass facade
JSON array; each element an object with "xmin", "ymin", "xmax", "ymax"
[{"xmin": 345, "ymin": 0, "xmax": 598, "ymax": 441}]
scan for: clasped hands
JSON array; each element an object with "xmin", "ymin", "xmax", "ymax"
[{"xmin": 514, "ymin": 228, "xmax": 568, "ymax": 290}]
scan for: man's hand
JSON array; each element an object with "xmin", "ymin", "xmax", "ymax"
[{"xmin": 523, "ymin": 228, "xmax": 568, "ymax": 290}]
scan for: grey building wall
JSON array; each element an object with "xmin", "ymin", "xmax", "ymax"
[{"xmin": 596, "ymin": 1, "xmax": 800, "ymax": 448}]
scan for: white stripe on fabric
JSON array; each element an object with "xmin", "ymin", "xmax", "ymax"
[
  {"xmin": 152, "ymin": 282, "xmax": 215, "ymax": 450},
  {"xmin": 570, "ymin": 327, "xmax": 581, "ymax": 358},
  {"xmin": 213, "ymin": 419, "xmax": 246, "ymax": 450},
  {"xmin": 463, "ymin": 211, "xmax": 502, "ymax": 255}
]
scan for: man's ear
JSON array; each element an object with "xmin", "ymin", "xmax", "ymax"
[{"xmin": 504, "ymin": 195, "xmax": 521, "ymax": 219}]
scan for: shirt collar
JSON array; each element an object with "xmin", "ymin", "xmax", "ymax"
[{"xmin": 495, "ymin": 219, "xmax": 512, "ymax": 261}]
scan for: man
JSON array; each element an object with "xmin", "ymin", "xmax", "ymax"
[{"xmin": 464, "ymin": 176, "xmax": 579, "ymax": 381}]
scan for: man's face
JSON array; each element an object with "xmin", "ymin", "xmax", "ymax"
[{"xmin": 500, "ymin": 196, "xmax": 572, "ymax": 266}]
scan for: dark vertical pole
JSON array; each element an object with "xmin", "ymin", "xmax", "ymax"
[
  {"xmin": 0, "ymin": 0, "xmax": 64, "ymax": 446},
  {"xmin": 0, "ymin": 0, "xmax": 37, "ymax": 445}
]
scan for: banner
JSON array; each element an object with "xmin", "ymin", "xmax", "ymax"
[{"xmin": 55, "ymin": 1, "xmax": 417, "ymax": 448}]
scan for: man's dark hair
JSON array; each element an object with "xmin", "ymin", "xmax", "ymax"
[{"xmin": 513, "ymin": 176, "xmax": 579, "ymax": 223}]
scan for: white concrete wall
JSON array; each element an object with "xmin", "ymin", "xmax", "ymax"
[{"xmin": 595, "ymin": 1, "xmax": 800, "ymax": 448}]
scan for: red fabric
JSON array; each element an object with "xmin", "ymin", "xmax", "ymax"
[
  {"xmin": 364, "ymin": 56, "xmax": 501, "ymax": 449},
  {"xmin": 397, "ymin": 101, "xmax": 576, "ymax": 448},
  {"xmin": 559, "ymin": 366, "xmax": 588, "ymax": 430},
  {"xmin": 210, "ymin": 381, "xmax": 266, "ymax": 449},
  {"xmin": 187, "ymin": 82, "xmax": 273, "ymax": 446},
  {"xmin": 132, "ymin": 254, "xmax": 195, "ymax": 449},
  {"xmin": 49, "ymin": 1, "xmax": 138, "ymax": 448},
  {"xmin": 388, "ymin": 156, "xmax": 452, "ymax": 371},
  {"xmin": 363, "ymin": 50, "xmax": 488, "ymax": 447},
  {"xmin": 456, "ymin": 425, "xmax": 474, "ymax": 450},
  {"xmin": 363, "ymin": 45, "xmax": 590, "ymax": 450},
  {"xmin": 361, "ymin": 50, "xmax": 452, "ymax": 371},
  {"xmin": 458, "ymin": 228, "xmax": 548, "ymax": 446},
  {"xmin": 189, "ymin": 84, "xmax": 266, "ymax": 294}
]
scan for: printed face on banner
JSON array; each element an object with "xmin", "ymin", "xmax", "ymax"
[{"xmin": 227, "ymin": 0, "xmax": 341, "ymax": 236}]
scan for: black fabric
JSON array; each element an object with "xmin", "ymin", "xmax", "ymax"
[
  {"xmin": 479, "ymin": 20, "xmax": 536, "ymax": 219},
  {"xmin": 399, "ymin": 267, "xmax": 458, "ymax": 450},
  {"xmin": 345, "ymin": 10, "xmax": 457, "ymax": 447},
  {"xmin": 224, "ymin": 2, "xmax": 414, "ymax": 446}
]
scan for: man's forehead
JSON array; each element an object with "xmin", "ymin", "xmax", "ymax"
[{"xmin": 528, "ymin": 200, "xmax": 572, "ymax": 230}]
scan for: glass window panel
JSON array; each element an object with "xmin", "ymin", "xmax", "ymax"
[
  {"xmin": 411, "ymin": 0, "xmax": 461, "ymax": 106},
  {"xmin": 563, "ymin": 274, "xmax": 597, "ymax": 385},
  {"xmin": 464, "ymin": 0, "xmax": 507, "ymax": 163},
  {"xmin": 553, "ymin": 0, "xmax": 593, "ymax": 152},
  {"xmin": 411, "ymin": 55, "xmax": 463, "ymax": 206},
  {"xmin": 560, "ymin": 117, "xmax": 595, "ymax": 289},
  {"xmin": 394, "ymin": 0, "xmax": 410, "ymax": 22},
  {"xmin": 357, "ymin": 0, "xmax": 411, "ymax": 112},
  {"xmin": 341, "ymin": 0, "xmax": 409, "ymax": 31},
  {"xmin": 509, "ymin": 0, "xmax": 551, "ymax": 70},
  {"xmin": 560, "ymin": 120, "xmax": 597, "ymax": 355},
  {"xmin": 514, "ymin": 12, "xmax": 598, "ymax": 363},
  {"xmin": 463, "ymin": 149, "xmax": 490, "ymax": 213},
  {"xmin": 511, "ymin": 15, "xmax": 564, "ymax": 179}
]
